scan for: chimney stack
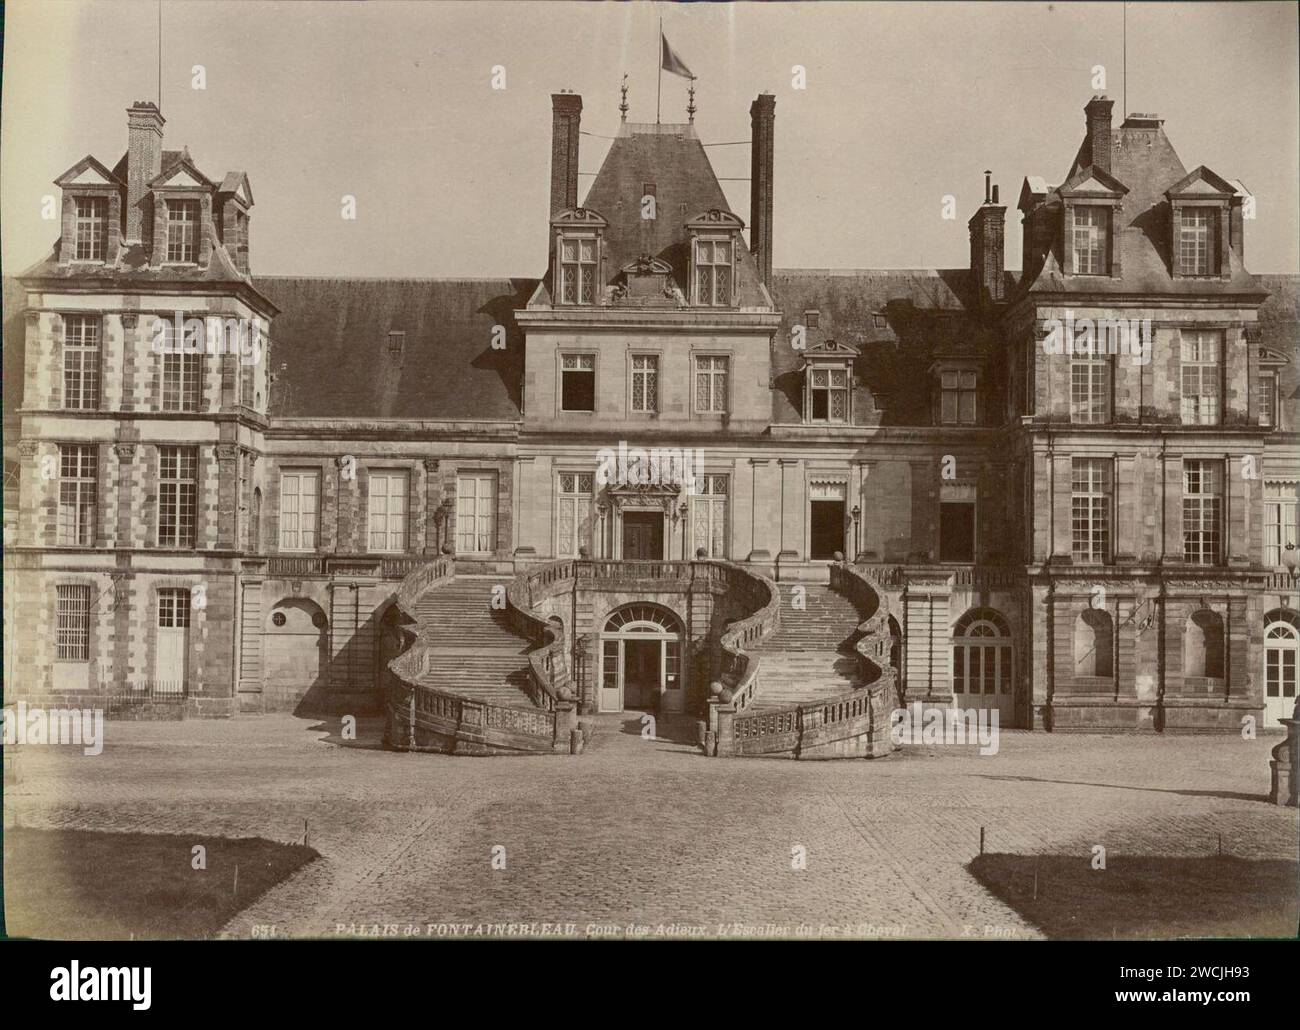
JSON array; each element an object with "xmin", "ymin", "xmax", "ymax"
[
  {"xmin": 550, "ymin": 92, "xmax": 582, "ymax": 215},
  {"xmin": 125, "ymin": 101, "xmax": 164, "ymax": 242},
  {"xmin": 968, "ymin": 173, "xmax": 1006, "ymax": 307},
  {"xmin": 1085, "ymin": 95, "xmax": 1113, "ymax": 175},
  {"xmin": 749, "ymin": 93, "xmax": 776, "ymax": 289}
]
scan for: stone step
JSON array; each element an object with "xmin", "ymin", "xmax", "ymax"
[{"xmin": 408, "ymin": 575, "xmax": 539, "ymax": 709}]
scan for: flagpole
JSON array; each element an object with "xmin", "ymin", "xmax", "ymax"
[{"xmin": 656, "ymin": 17, "xmax": 662, "ymax": 124}]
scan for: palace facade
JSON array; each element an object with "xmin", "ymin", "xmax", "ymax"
[{"xmin": 4, "ymin": 88, "xmax": 1298, "ymax": 754}]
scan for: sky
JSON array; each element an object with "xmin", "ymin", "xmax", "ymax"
[{"xmin": 2, "ymin": 0, "xmax": 1297, "ymax": 279}]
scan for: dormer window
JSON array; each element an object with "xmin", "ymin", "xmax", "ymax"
[
  {"xmin": 940, "ymin": 370, "xmax": 978, "ymax": 425},
  {"xmin": 551, "ymin": 208, "xmax": 608, "ymax": 308},
  {"xmin": 559, "ymin": 237, "xmax": 597, "ymax": 304},
  {"xmin": 686, "ymin": 209, "xmax": 745, "ymax": 308},
  {"xmin": 167, "ymin": 199, "xmax": 200, "ymax": 263},
  {"xmin": 810, "ymin": 367, "xmax": 849, "ymax": 422},
  {"xmin": 1179, "ymin": 208, "xmax": 1215, "ymax": 276},
  {"xmin": 694, "ymin": 239, "xmax": 732, "ymax": 306},
  {"xmin": 74, "ymin": 197, "xmax": 107, "ymax": 261},
  {"xmin": 1072, "ymin": 206, "xmax": 1110, "ymax": 275}
]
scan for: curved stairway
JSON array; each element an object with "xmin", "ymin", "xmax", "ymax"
[
  {"xmin": 749, "ymin": 584, "xmax": 867, "ymax": 710},
  {"xmin": 412, "ymin": 576, "xmax": 537, "ymax": 708}
]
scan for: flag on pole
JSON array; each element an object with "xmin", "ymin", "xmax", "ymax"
[{"xmin": 661, "ymin": 30, "xmax": 694, "ymax": 80}]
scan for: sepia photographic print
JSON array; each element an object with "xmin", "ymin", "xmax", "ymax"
[{"xmin": 1, "ymin": 0, "xmax": 1297, "ymax": 1004}]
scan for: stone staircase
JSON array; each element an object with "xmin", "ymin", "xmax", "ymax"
[
  {"xmin": 750, "ymin": 584, "xmax": 866, "ymax": 710},
  {"xmin": 412, "ymin": 576, "xmax": 537, "ymax": 708}
]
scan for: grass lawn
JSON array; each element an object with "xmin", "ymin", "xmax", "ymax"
[
  {"xmin": 3, "ymin": 827, "xmax": 317, "ymax": 940},
  {"xmin": 969, "ymin": 853, "xmax": 1299, "ymax": 940}
]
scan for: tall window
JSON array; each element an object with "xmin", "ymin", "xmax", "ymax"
[
  {"xmin": 1070, "ymin": 354, "xmax": 1110, "ymax": 423},
  {"xmin": 1072, "ymin": 206, "xmax": 1108, "ymax": 275},
  {"xmin": 161, "ymin": 323, "xmax": 203, "ymax": 412},
  {"xmin": 58, "ymin": 444, "xmax": 97, "ymax": 546},
  {"xmin": 695, "ymin": 239, "xmax": 732, "ymax": 306},
  {"xmin": 1180, "ymin": 330, "xmax": 1221, "ymax": 425},
  {"xmin": 158, "ymin": 446, "xmax": 198, "ymax": 548},
  {"xmin": 810, "ymin": 367, "xmax": 849, "ymax": 422},
  {"xmin": 560, "ymin": 353, "xmax": 595, "ymax": 412},
  {"xmin": 692, "ymin": 474, "xmax": 729, "ymax": 558},
  {"xmin": 1264, "ymin": 482, "xmax": 1298, "ymax": 567},
  {"xmin": 695, "ymin": 355, "xmax": 729, "ymax": 414},
  {"xmin": 166, "ymin": 199, "xmax": 200, "ymax": 263},
  {"xmin": 1260, "ymin": 370, "xmax": 1278, "ymax": 428},
  {"xmin": 939, "ymin": 370, "xmax": 977, "ymax": 425},
  {"xmin": 368, "ymin": 471, "xmax": 409, "ymax": 553},
  {"xmin": 279, "ymin": 470, "xmax": 320, "ymax": 551},
  {"xmin": 559, "ymin": 237, "xmax": 596, "ymax": 305},
  {"xmin": 74, "ymin": 196, "xmax": 107, "ymax": 261},
  {"xmin": 556, "ymin": 472, "xmax": 593, "ymax": 557},
  {"xmin": 1179, "ymin": 209, "xmax": 1213, "ymax": 276},
  {"xmin": 1183, "ymin": 459, "xmax": 1222, "ymax": 565},
  {"xmin": 63, "ymin": 315, "xmax": 101, "ymax": 410},
  {"xmin": 631, "ymin": 355, "xmax": 658, "ymax": 413},
  {"xmin": 456, "ymin": 473, "xmax": 497, "ymax": 554},
  {"xmin": 56, "ymin": 585, "xmax": 92, "ymax": 661},
  {"xmin": 1071, "ymin": 458, "xmax": 1111, "ymax": 564}
]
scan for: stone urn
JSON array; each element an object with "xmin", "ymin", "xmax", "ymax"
[{"xmin": 1269, "ymin": 700, "xmax": 1299, "ymax": 807}]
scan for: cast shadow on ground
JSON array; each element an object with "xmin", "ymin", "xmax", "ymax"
[{"xmin": 974, "ymin": 773, "xmax": 1268, "ymax": 804}]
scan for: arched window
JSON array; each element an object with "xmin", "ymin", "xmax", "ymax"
[
  {"xmin": 1264, "ymin": 609, "xmax": 1299, "ymax": 726},
  {"xmin": 1074, "ymin": 609, "xmax": 1114, "ymax": 678},
  {"xmin": 603, "ymin": 604, "xmax": 682, "ymax": 634},
  {"xmin": 1184, "ymin": 609, "xmax": 1224, "ymax": 679},
  {"xmin": 952, "ymin": 607, "xmax": 1012, "ymax": 698}
]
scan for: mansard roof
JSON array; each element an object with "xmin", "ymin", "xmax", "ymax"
[
  {"xmin": 1020, "ymin": 115, "xmax": 1262, "ymax": 299},
  {"xmin": 254, "ymin": 276, "xmax": 535, "ymax": 421},
  {"xmin": 575, "ymin": 122, "xmax": 769, "ymax": 307}
]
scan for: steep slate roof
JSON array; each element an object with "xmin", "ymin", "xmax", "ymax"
[
  {"xmin": 2, "ymin": 272, "xmax": 1295, "ymax": 423},
  {"xmin": 575, "ymin": 123, "xmax": 768, "ymax": 307},
  {"xmin": 769, "ymin": 269, "xmax": 1008, "ymax": 426},
  {"xmin": 1022, "ymin": 116, "xmax": 1262, "ymax": 298},
  {"xmin": 254, "ymin": 276, "xmax": 535, "ymax": 420}
]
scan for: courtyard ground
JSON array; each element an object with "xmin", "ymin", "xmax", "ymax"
[{"xmin": 3, "ymin": 713, "xmax": 1296, "ymax": 940}]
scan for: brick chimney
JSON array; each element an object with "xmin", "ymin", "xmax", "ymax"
[
  {"xmin": 968, "ymin": 171, "xmax": 1006, "ymax": 307},
  {"xmin": 749, "ymin": 93, "xmax": 776, "ymax": 289},
  {"xmin": 1085, "ymin": 95, "xmax": 1113, "ymax": 175},
  {"xmin": 125, "ymin": 101, "xmax": 164, "ymax": 242},
  {"xmin": 550, "ymin": 92, "xmax": 582, "ymax": 215}
]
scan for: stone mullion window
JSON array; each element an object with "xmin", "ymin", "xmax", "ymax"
[
  {"xmin": 166, "ymin": 198, "xmax": 201, "ymax": 263},
  {"xmin": 158, "ymin": 446, "xmax": 199, "ymax": 549},
  {"xmin": 57, "ymin": 444, "xmax": 98, "ymax": 547},
  {"xmin": 694, "ymin": 355, "xmax": 729, "ymax": 414},
  {"xmin": 630, "ymin": 355, "xmax": 658, "ymax": 413},
  {"xmin": 62, "ymin": 314, "xmax": 102, "ymax": 410},
  {"xmin": 74, "ymin": 196, "xmax": 108, "ymax": 261},
  {"xmin": 1070, "ymin": 457, "xmax": 1111, "ymax": 564},
  {"xmin": 1179, "ymin": 330, "xmax": 1222, "ymax": 426},
  {"xmin": 1182, "ymin": 459, "xmax": 1222, "ymax": 565}
]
